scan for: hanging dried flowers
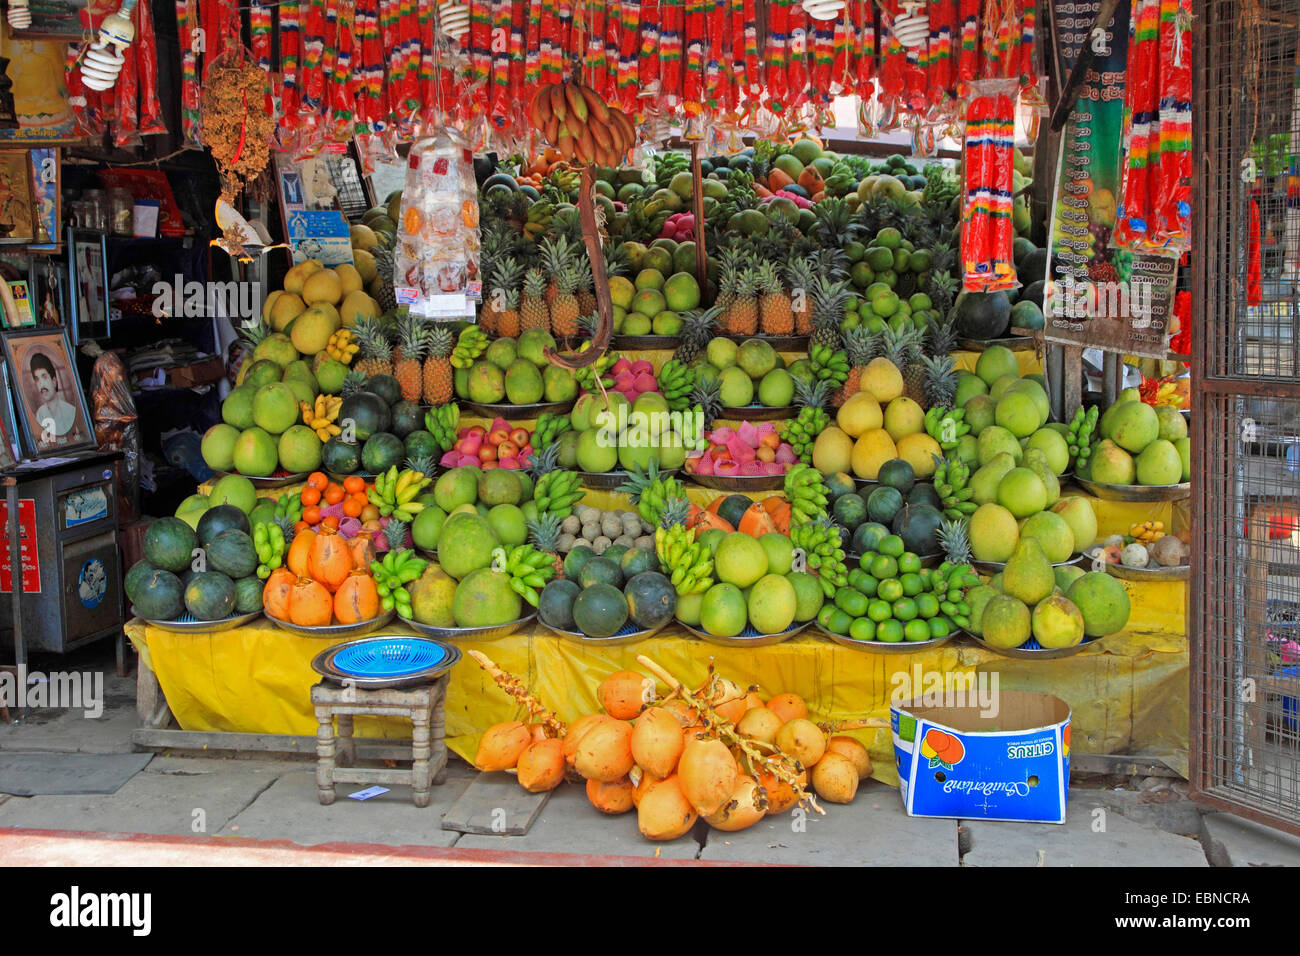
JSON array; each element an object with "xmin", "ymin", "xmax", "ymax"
[{"xmin": 200, "ymin": 50, "xmax": 275, "ymax": 203}]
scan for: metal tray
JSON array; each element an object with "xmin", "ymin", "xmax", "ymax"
[
  {"xmin": 460, "ymin": 399, "xmax": 575, "ymax": 419},
  {"xmin": 539, "ymin": 618, "xmax": 670, "ymax": 646},
  {"xmin": 813, "ymin": 622, "xmax": 957, "ymax": 653},
  {"xmin": 851, "ymin": 477, "xmax": 879, "ymax": 490},
  {"xmin": 212, "ymin": 471, "xmax": 307, "ymax": 489},
  {"xmin": 965, "ymin": 631, "xmax": 1108, "ymax": 660},
  {"xmin": 677, "ymin": 619, "xmax": 810, "ymax": 648},
  {"xmin": 972, "ymin": 554, "xmax": 1085, "ymax": 574},
  {"xmin": 403, "ymin": 612, "xmax": 536, "ymax": 642},
  {"xmin": 1072, "ymin": 477, "xmax": 1191, "ymax": 502},
  {"xmin": 264, "ymin": 609, "xmax": 396, "ymax": 639},
  {"xmin": 611, "ymin": 334, "xmax": 680, "ymax": 350},
  {"xmin": 718, "ymin": 405, "xmax": 796, "ymax": 421},
  {"xmin": 578, "ymin": 468, "xmax": 679, "ymax": 490},
  {"xmin": 722, "ymin": 334, "xmax": 810, "ymax": 351},
  {"xmin": 133, "ymin": 608, "xmax": 263, "ymax": 633},
  {"xmin": 1080, "ymin": 547, "xmax": 1189, "ymax": 581},
  {"xmin": 686, "ymin": 472, "xmax": 787, "ymax": 492},
  {"xmin": 311, "ymin": 635, "xmax": 462, "ymax": 689},
  {"xmin": 959, "ymin": 336, "xmax": 1036, "ymax": 352},
  {"xmin": 327, "ymin": 471, "xmax": 379, "ymax": 484}
]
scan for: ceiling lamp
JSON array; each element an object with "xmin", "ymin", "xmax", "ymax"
[
  {"xmin": 891, "ymin": 1, "xmax": 931, "ymax": 49},
  {"xmin": 801, "ymin": 0, "xmax": 845, "ymax": 20},
  {"xmin": 6, "ymin": 0, "xmax": 31, "ymax": 30},
  {"xmin": 80, "ymin": 0, "xmax": 138, "ymax": 92}
]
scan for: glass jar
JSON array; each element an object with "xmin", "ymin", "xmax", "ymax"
[
  {"xmin": 82, "ymin": 189, "xmax": 107, "ymax": 231},
  {"xmin": 108, "ymin": 187, "xmax": 133, "ymax": 235}
]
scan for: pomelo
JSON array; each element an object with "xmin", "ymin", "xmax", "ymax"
[
  {"xmin": 969, "ymin": 503, "xmax": 1019, "ymax": 562},
  {"xmin": 207, "ymin": 473, "xmax": 257, "ymax": 514},
  {"xmin": 232, "ymin": 428, "xmax": 278, "ymax": 478},
  {"xmin": 201, "ymin": 423, "xmax": 240, "ymax": 472},
  {"xmin": 277, "ymin": 425, "xmax": 323, "ymax": 473},
  {"xmin": 748, "ymin": 574, "xmax": 796, "ymax": 633},
  {"xmin": 700, "ymin": 583, "xmax": 748, "ymax": 637},
  {"xmin": 1032, "ymin": 595, "xmax": 1085, "ymax": 649},
  {"xmin": 788, "ymin": 571, "xmax": 825, "ymax": 621},
  {"xmin": 252, "ymin": 382, "xmax": 300, "ymax": 435},
  {"xmin": 222, "ymin": 386, "xmax": 256, "ymax": 429},
  {"xmin": 1066, "ymin": 571, "xmax": 1131, "ymax": 637},
  {"xmin": 758, "ymin": 533, "xmax": 794, "ymax": 575},
  {"xmin": 434, "ymin": 467, "xmax": 478, "ymax": 512},
  {"xmin": 715, "ymin": 533, "xmax": 768, "ymax": 588},
  {"xmin": 486, "ymin": 504, "xmax": 527, "ymax": 546},
  {"xmin": 437, "ymin": 512, "xmax": 502, "ymax": 580},
  {"xmin": 452, "ymin": 568, "xmax": 522, "ymax": 627}
]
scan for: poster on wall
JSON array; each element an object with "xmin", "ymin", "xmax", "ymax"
[
  {"xmin": 0, "ymin": 32, "xmax": 77, "ymax": 142},
  {"xmin": 26, "ymin": 146, "xmax": 59, "ymax": 248},
  {"xmin": 0, "ymin": 149, "xmax": 35, "ymax": 242}
]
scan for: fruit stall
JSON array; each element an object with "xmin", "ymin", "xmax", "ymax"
[{"xmin": 46, "ymin": 0, "xmax": 1197, "ymax": 833}]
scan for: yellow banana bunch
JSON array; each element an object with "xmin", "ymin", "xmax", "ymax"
[
  {"xmin": 301, "ymin": 394, "xmax": 343, "ymax": 441},
  {"xmin": 327, "ymin": 329, "xmax": 359, "ymax": 364},
  {"xmin": 1130, "ymin": 520, "xmax": 1165, "ymax": 543}
]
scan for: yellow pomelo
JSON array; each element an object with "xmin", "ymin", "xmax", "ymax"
[
  {"xmin": 896, "ymin": 432, "xmax": 943, "ymax": 477},
  {"xmin": 335, "ymin": 263, "xmax": 363, "ymax": 297},
  {"xmin": 861, "ymin": 357, "xmax": 903, "ymax": 403},
  {"xmin": 302, "ymin": 268, "xmax": 343, "ymax": 306},
  {"xmin": 812, "ymin": 426, "xmax": 853, "ymax": 475},
  {"xmin": 261, "ymin": 289, "xmax": 282, "ymax": 324},
  {"xmin": 352, "ymin": 248, "xmax": 379, "ymax": 283},
  {"xmin": 851, "ymin": 428, "xmax": 898, "ymax": 479},
  {"xmin": 339, "ymin": 290, "xmax": 379, "ymax": 328},
  {"xmin": 883, "ymin": 396, "xmax": 924, "ymax": 441},
  {"xmin": 269, "ymin": 292, "xmax": 306, "ymax": 331},
  {"xmin": 290, "ymin": 305, "xmax": 340, "ymax": 355},
  {"xmin": 283, "ymin": 259, "xmax": 322, "ymax": 294},
  {"xmin": 349, "ymin": 224, "xmax": 379, "ymax": 251},
  {"xmin": 837, "ymin": 391, "xmax": 883, "ymax": 437}
]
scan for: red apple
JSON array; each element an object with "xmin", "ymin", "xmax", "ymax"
[
  {"xmin": 466, "ymin": 426, "xmax": 486, "ymax": 440},
  {"xmin": 498, "ymin": 440, "xmax": 519, "ymax": 459},
  {"xmin": 479, "ymin": 444, "xmax": 498, "ymax": 462},
  {"xmin": 509, "ymin": 428, "xmax": 530, "ymax": 447},
  {"xmin": 488, "ymin": 427, "xmax": 511, "ymax": 446}
]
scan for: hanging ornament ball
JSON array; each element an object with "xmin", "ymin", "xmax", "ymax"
[{"xmin": 801, "ymin": 0, "xmax": 845, "ymax": 20}]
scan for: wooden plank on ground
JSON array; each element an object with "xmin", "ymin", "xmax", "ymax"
[{"xmin": 439, "ymin": 771, "xmax": 550, "ymax": 835}]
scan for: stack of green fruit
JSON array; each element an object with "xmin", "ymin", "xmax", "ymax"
[
  {"xmin": 551, "ymin": 390, "xmax": 693, "ymax": 475},
  {"xmin": 700, "ymin": 337, "xmax": 797, "ymax": 410},
  {"xmin": 1078, "ymin": 389, "xmax": 1190, "ymax": 487},
  {"xmin": 825, "ymin": 461, "xmax": 945, "ymax": 558},
  {"xmin": 841, "ymin": 226, "xmax": 942, "ymax": 327},
  {"xmin": 321, "ymin": 371, "xmax": 445, "ymax": 477},
  {"xmin": 538, "ymin": 543, "xmax": 678, "ymax": 638},
  {"xmin": 455, "ymin": 330, "xmax": 579, "ymax": 408},
  {"xmin": 609, "ymin": 269, "xmax": 701, "ymax": 337}
]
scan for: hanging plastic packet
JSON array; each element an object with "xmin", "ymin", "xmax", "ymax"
[
  {"xmin": 765, "ymin": 0, "xmax": 790, "ymax": 114},
  {"xmin": 1113, "ymin": 0, "xmax": 1159, "ymax": 250},
  {"xmin": 1153, "ymin": 0, "xmax": 1192, "ymax": 251},
  {"xmin": 960, "ymin": 77, "xmax": 1020, "ymax": 292},
  {"xmin": 135, "ymin": 0, "xmax": 167, "ymax": 136},
  {"xmin": 786, "ymin": 2, "xmax": 809, "ymax": 112}
]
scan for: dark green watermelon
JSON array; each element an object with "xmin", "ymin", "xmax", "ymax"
[
  {"xmin": 321, "ymin": 437, "xmax": 362, "ymax": 475},
  {"xmin": 572, "ymin": 583, "xmax": 629, "ymax": 637},
  {"xmin": 602, "ymin": 544, "xmax": 630, "ymax": 567},
  {"xmin": 620, "ymin": 547, "xmax": 658, "ymax": 579},
  {"xmin": 539, "ymin": 579, "xmax": 581, "ymax": 630},
  {"xmin": 184, "ymin": 571, "xmax": 237, "ymax": 621},
  {"xmin": 207, "ymin": 528, "xmax": 259, "ymax": 578},
  {"xmin": 578, "ymin": 556, "xmax": 623, "ymax": 590},
  {"xmin": 124, "ymin": 559, "xmax": 155, "ymax": 605},
  {"xmin": 832, "ymin": 493, "xmax": 867, "ymax": 532},
  {"xmin": 404, "ymin": 429, "xmax": 439, "ymax": 460},
  {"xmin": 626, "ymin": 571, "xmax": 676, "ymax": 628},
  {"xmin": 338, "ymin": 391, "xmax": 390, "ymax": 442},
  {"xmin": 365, "ymin": 374, "xmax": 402, "ymax": 406},
  {"xmin": 1010, "ymin": 300, "xmax": 1045, "ymax": 331},
  {"xmin": 135, "ymin": 569, "xmax": 184, "ymax": 620},
  {"xmin": 233, "ymin": 576, "xmax": 264, "ymax": 614},
  {"xmin": 563, "ymin": 545, "xmax": 595, "ymax": 581},
  {"xmin": 892, "ymin": 503, "xmax": 944, "ymax": 556},
  {"xmin": 196, "ymin": 504, "xmax": 251, "ymax": 547},
  {"xmin": 867, "ymin": 486, "xmax": 904, "ymax": 525},
  {"xmin": 390, "ymin": 401, "xmax": 424, "ymax": 438},
  {"xmin": 877, "ymin": 458, "xmax": 916, "ymax": 494},
  {"xmin": 1018, "ymin": 248, "xmax": 1048, "ymax": 284},
  {"xmin": 361, "ymin": 432, "xmax": 405, "ymax": 473},
  {"xmin": 143, "ymin": 517, "xmax": 197, "ymax": 573},
  {"xmin": 956, "ymin": 291, "xmax": 1012, "ymax": 340},
  {"xmin": 907, "ymin": 483, "xmax": 943, "ymax": 511},
  {"xmin": 852, "ymin": 521, "xmax": 890, "ymax": 556}
]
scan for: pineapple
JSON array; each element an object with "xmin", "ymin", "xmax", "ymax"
[
  {"xmin": 785, "ymin": 258, "xmax": 817, "ymax": 336},
  {"xmin": 793, "ymin": 375, "xmax": 833, "ymax": 419},
  {"xmin": 352, "ymin": 316, "xmax": 393, "ymax": 378},
  {"xmin": 550, "ymin": 266, "xmax": 582, "ymax": 339},
  {"xmin": 926, "ymin": 269, "xmax": 959, "ymax": 323},
  {"xmin": 690, "ymin": 375, "xmax": 722, "ymax": 430},
  {"xmin": 370, "ymin": 247, "xmax": 398, "ymax": 313},
  {"xmin": 234, "ymin": 318, "xmax": 271, "ymax": 384},
  {"xmin": 483, "ymin": 256, "xmax": 523, "ymax": 337},
  {"xmin": 673, "ymin": 305, "xmax": 723, "ymax": 365},
  {"xmin": 526, "ymin": 511, "xmax": 566, "ymax": 578},
  {"xmin": 937, "ymin": 517, "xmax": 972, "ymax": 565},
  {"xmin": 405, "ymin": 454, "xmax": 439, "ymax": 480},
  {"xmin": 926, "ymin": 311, "xmax": 959, "ymax": 359},
  {"xmin": 727, "ymin": 267, "xmax": 759, "ymax": 336},
  {"xmin": 712, "ymin": 249, "xmax": 743, "ymax": 326},
  {"xmin": 422, "ymin": 324, "xmax": 455, "ymax": 405},
  {"xmin": 520, "ymin": 268, "xmax": 550, "ymax": 333},
  {"xmin": 394, "ymin": 313, "xmax": 428, "ymax": 402},
  {"xmin": 837, "ymin": 325, "xmax": 874, "ymax": 405},
  {"xmin": 810, "ymin": 275, "xmax": 850, "ymax": 351},
  {"xmin": 539, "ymin": 234, "xmax": 574, "ymax": 305},
  {"xmin": 384, "ymin": 519, "xmax": 410, "ymax": 552},
  {"xmin": 921, "ymin": 353, "xmax": 958, "ymax": 408},
  {"xmin": 574, "ymin": 256, "xmax": 596, "ymax": 318},
  {"xmin": 883, "ymin": 324, "xmax": 926, "ymax": 403},
  {"xmin": 756, "ymin": 260, "xmax": 793, "ymax": 336},
  {"xmin": 274, "ymin": 514, "xmax": 296, "ymax": 550},
  {"xmin": 340, "ymin": 368, "xmax": 368, "ymax": 398}
]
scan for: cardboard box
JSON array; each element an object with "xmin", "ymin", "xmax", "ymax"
[
  {"xmin": 891, "ymin": 691, "xmax": 1071, "ymax": 824},
  {"xmin": 166, "ymin": 356, "xmax": 226, "ymax": 389}
]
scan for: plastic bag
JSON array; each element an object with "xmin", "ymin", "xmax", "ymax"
[{"xmin": 88, "ymin": 348, "xmax": 141, "ymax": 515}]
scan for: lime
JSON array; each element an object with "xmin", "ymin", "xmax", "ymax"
[
  {"xmin": 866, "ymin": 246, "xmax": 894, "ymax": 273},
  {"xmin": 917, "ymin": 593, "xmax": 941, "ymax": 618},
  {"xmin": 826, "ymin": 608, "xmax": 853, "ymax": 635},
  {"xmin": 878, "ymin": 535, "xmax": 905, "ymax": 558},
  {"xmin": 850, "ymin": 261, "xmax": 875, "ymax": 289},
  {"xmin": 877, "ymin": 619, "xmax": 905, "ymax": 643},
  {"xmin": 849, "ymin": 570, "xmax": 878, "ymax": 596},
  {"xmin": 905, "ymin": 619, "xmax": 933, "ymax": 641},
  {"xmin": 898, "ymin": 552, "xmax": 922, "ymax": 574},
  {"xmin": 817, "ymin": 605, "xmax": 836, "ymax": 629},
  {"xmin": 849, "ymin": 617, "xmax": 877, "ymax": 642},
  {"xmin": 870, "ymin": 555, "xmax": 899, "ymax": 580},
  {"xmin": 858, "ymin": 551, "xmax": 878, "ymax": 568},
  {"xmin": 834, "ymin": 587, "xmax": 868, "ymax": 618},
  {"xmin": 876, "ymin": 227, "xmax": 902, "ymax": 249},
  {"xmin": 900, "ymin": 572, "xmax": 924, "ymax": 596},
  {"xmin": 843, "ymin": 240, "xmax": 866, "ymax": 263},
  {"xmin": 877, "ymin": 577, "xmax": 904, "ymax": 602},
  {"xmin": 867, "ymin": 599, "xmax": 893, "ymax": 623},
  {"xmin": 928, "ymin": 617, "xmax": 952, "ymax": 638},
  {"xmin": 893, "ymin": 597, "xmax": 918, "ymax": 621}
]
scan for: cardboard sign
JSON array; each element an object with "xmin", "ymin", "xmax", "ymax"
[{"xmin": 0, "ymin": 498, "xmax": 41, "ymax": 594}]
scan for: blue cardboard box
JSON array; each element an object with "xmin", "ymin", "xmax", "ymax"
[{"xmin": 891, "ymin": 691, "xmax": 1071, "ymax": 824}]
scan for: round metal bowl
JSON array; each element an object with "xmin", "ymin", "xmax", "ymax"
[
  {"xmin": 577, "ymin": 468, "xmax": 679, "ymax": 491},
  {"xmin": 133, "ymin": 608, "xmax": 263, "ymax": 633},
  {"xmin": 403, "ymin": 612, "xmax": 537, "ymax": 642},
  {"xmin": 611, "ymin": 334, "xmax": 681, "ymax": 350},
  {"xmin": 718, "ymin": 405, "xmax": 796, "ymax": 421},
  {"xmin": 460, "ymin": 399, "xmax": 575, "ymax": 419},
  {"xmin": 212, "ymin": 470, "xmax": 307, "ymax": 489},
  {"xmin": 539, "ymin": 618, "xmax": 670, "ymax": 646},
  {"xmin": 813, "ymin": 622, "xmax": 957, "ymax": 653},
  {"xmin": 722, "ymin": 334, "xmax": 810, "ymax": 351},
  {"xmin": 677, "ymin": 619, "xmax": 811, "ymax": 648},
  {"xmin": 264, "ymin": 609, "xmax": 396, "ymax": 639},
  {"xmin": 327, "ymin": 471, "xmax": 379, "ymax": 484},
  {"xmin": 959, "ymin": 336, "xmax": 1036, "ymax": 352},
  {"xmin": 1080, "ymin": 547, "xmax": 1189, "ymax": 581},
  {"xmin": 851, "ymin": 477, "xmax": 879, "ymax": 490},
  {"xmin": 965, "ymin": 631, "xmax": 1108, "ymax": 660},
  {"xmin": 686, "ymin": 472, "xmax": 787, "ymax": 492},
  {"xmin": 972, "ymin": 554, "xmax": 1086, "ymax": 574},
  {"xmin": 311, "ymin": 635, "xmax": 462, "ymax": 689},
  {"xmin": 1072, "ymin": 477, "xmax": 1191, "ymax": 502}
]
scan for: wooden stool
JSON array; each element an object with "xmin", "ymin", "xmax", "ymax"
[{"xmin": 310, "ymin": 677, "xmax": 448, "ymax": 808}]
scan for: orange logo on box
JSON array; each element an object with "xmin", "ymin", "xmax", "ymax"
[
  {"xmin": 920, "ymin": 729, "xmax": 965, "ymax": 770},
  {"xmin": 1062, "ymin": 725, "xmax": 1070, "ymax": 757}
]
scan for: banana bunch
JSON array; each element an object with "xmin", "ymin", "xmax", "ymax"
[
  {"xmin": 533, "ymin": 412, "xmax": 572, "ymax": 449},
  {"xmin": 809, "ymin": 343, "xmax": 850, "ymax": 389},
  {"xmin": 1067, "ymin": 405, "xmax": 1100, "ymax": 471},
  {"xmin": 655, "ymin": 523, "xmax": 713, "ymax": 596},
  {"xmin": 573, "ymin": 343, "xmax": 617, "ymax": 392},
  {"xmin": 933, "ymin": 457, "xmax": 978, "ymax": 520},
  {"xmin": 533, "ymin": 470, "xmax": 584, "ymax": 518},
  {"xmin": 493, "ymin": 545, "xmax": 556, "ymax": 607},
  {"xmin": 523, "ymin": 200, "xmax": 556, "ymax": 241},
  {"xmin": 654, "ymin": 151, "xmax": 690, "ymax": 188},
  {"xmin": 636, "ymin": 473, "xmax": 687, "ymax": 526},
  {"xmin": 367, "ymin": 467, "xmax": 431, "ymax": 522},
  {"xmin": 547, "ymin": 166, "xmax": 582, "ymax": 194},
  {"xmin": 784, "ymin": 463, "xmax": 830, "ymax": 525},
  {"xmin": 451, "ymin": 326, "xmax": 489, "ymax": 369},
  {"xmin": 931, "ymin": 562, "xmax": 979, "ymax": 631},
  {"xmin": 253, "ymin": 521, "xmax": 286, "ymax": 579},
  {"xmin": 326, "ymin": 329, "xmax": 358, "ymax": 364},
  {"xmin": 782, "ymin": 405, "xmax": 831, "ymax": 463},
  {"xmin": 274, "ymin": 492, "xmax": 303, "ymax": 525},
  {"xmin": 424, "ymin": 404, "xmax": 460, "ymax": 453},
  {"xmin": 1130, "ymin": 520, "xmax": 1165, "ymax": 543},
  {"xmin": 301, "ymin": 394, "xmax": 343, "ymax": 441},
  {"xmin": 923, "ymin": 406, "xmax": 970, "ymax": 451},
  {"xmin": 657, "ymin": 360, "xmax": 696, "ymax": 412},
  {"xmin": 789, "ymin": 521, "xmax": 848, "ymax": 598},
  {"xmin": 369, "ymin": 549, "xmax": 428, "ymax": 619},
  {"xmin": 528, "ymin": 81, "xmax": 637, "ymax": 166}
]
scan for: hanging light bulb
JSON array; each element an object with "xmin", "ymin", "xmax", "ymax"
[
  {"xmin": 435, "ymin": 1, "xmax": 470, "ymax": 43},
  {"xmin": 6, "ymin": 0, "xmax": 31, "ymax": 30},
  {"xmin": 891, "ymin": 1, "xmax": 931, "ymax": 49},
  {"xmin": 80, "ymin": 0, "xmax": 137, "ymax": 93},
  {"xmin": 801, "ymin": 0, "xmax": 845, "ymax": 20}
]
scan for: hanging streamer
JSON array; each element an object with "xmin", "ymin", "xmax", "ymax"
[{"xmin": 960, "ymin": 79, "xmax": 1019, "ymax": 291}]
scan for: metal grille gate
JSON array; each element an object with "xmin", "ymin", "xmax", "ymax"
[{"xmin": 1191, "ymin": 0, "xmax": 1300, "ymax": 834}]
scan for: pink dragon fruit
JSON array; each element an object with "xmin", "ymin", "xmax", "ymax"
[
  {"xmin": 736, "ymin": 421, "xmax": 761, "ymax": 448},
  {"xmin": 714, "ymin": 458, "xmax": 741, "ymax": 476},
  {"xmin": 440, "ymin": 450, "xmax": 460, "ymax": 467},
  {"xmin": 633, "ymin": 372, "xmax": 658, "ymax": 393},
  {"xmin": 774, "ymin": 444, "xmax": 797, "ymax": 463},
  {"xmin": 710, "ymin": 426, "xmax": 736, "ymax": 445}
]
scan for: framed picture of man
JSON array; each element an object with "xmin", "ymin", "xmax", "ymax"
[
  {"xmin": 67, "ymin": 227, "xmax": 108, "ymax": 342},
  {"xmin": 2, "ymin": 326, "xmax": 93, "ymax": 456}
]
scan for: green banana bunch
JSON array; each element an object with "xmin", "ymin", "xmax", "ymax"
[
  {"xmin": 637, "ymin": 474, "xmax": 687, "ymax": 526},
  {"xmin": 451, "ymin": 326, "xmax": 489, "ymax": 369},
  {"xmin": 782, "ymin": 406, "xmax": 832, "ymax": 463},
  {"xmin": 783, "ymin": 463, "xmax": 830, "ymax": 526},
  {"xmin": 425, "ymin": 404, "xmax": 461, "ymax": 453},
  {"xmin": 924, "ymin": 405, "xmax": 971, "ymax": 450},
  {"xmin": 492, "ymin": 545, "xmax": 555, "ymax": 607},
  {"xmin": 654, "ymin": 523, "xmax": 714, "ymax": 595},
  {"xmin": 533, "ymin": 470, "xmax": 584, "ymax": 518},
  {"xmin": 932, "ymin": 455, "xmax": 978, "ymax": 520},
  {"xmin": 657, "ymin": 359, "xmax": 697, "ymax": 412},
  {"xmin": 533, "ymin": 412, "xmax": 573, "ymax": 450},
  {"xmin": 273, "ymin": 492, "xmax": 303, "ymax": 525},
  {"xmin": 809, "ymin": 343, "xmax": 850, "ymax": 389},
  {"xmin": 253, "ymin": 521, "xmax": 286, "ymax": 579},
  {"xmin": 1067, "ymin": 405, "xmax": 1099, "ymax": 471},
  {"xmin": 654, "ymin": 152, "xmax": 689, "ymax": 188},
  {"xmin": 789, "ymin": 521, "xmax": 849, "ymax": 598},
  {"xmin": 369, "ymin": 549, "xmax": 429, "ymax": 619},
  {"xmin": 573, "ymin": 343, "xmax": 617, "ymax": 392},
  {"xmin": 930, "ymin": 561, "xmax": 980, "ymax": 631},
  {"xmin": 367, "ymin": 466, "xmax": 431, "ymax": 522}
]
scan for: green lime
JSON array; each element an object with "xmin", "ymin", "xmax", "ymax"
[
  {"xmin": 849, "ymin": 570, "xmax": 878, "ymax": 596},
  {"xmin": 916, "ymin": 593, "xmax": 941, "ymax": 619},
  {"xmin": 858, "ymin": 551, "xmax": 878, "ymax": 569},
  {"xmin": 905, "ymin": 619, "xmax": 933, "ymax": 641},
  {"xmin": 826, "ymin": 608, "xmax": 853, "ymax": 635},
  {"xmin": 843, "ymin": 240, "xmax": 866, "ymax": 263},
  {"xmin": 866, "ymin": 246, "xmax": 895, "ymax": 272},
  {"xmin": 834, "ymin": 587, "xmax": 868, "ymax": 618},
  {"xmin": 900, "ymin": 572, "xmax": 924, "ymax": 596},
  {"xmin": 876, "ymin": 227, "xmax": 902, "ymax": 249},
  {"xmin": 867, "ymin": 599, "xmax": 893, "ymax": 623},
  {"xmin": 817, "ymin": 605, "xmax": 836, "ymax": 629},
  {"xmin": 892, "ymin": 597, "xmax": 918, "ymax": 621},
  {"xmin": 850, "ymin": 261, "xmax": 876, "ymax": 288},
  {"xmin": 893, "ymin": 248, "xmax": 911, "ymax": 272},
  {"xmin": 898, "ymin": 552, "xmax": 922, "ymax": 574},
  {"xmin": 870, "ymin": 555, "xmax": 899, "ymax": 580},
  {"xmin": 878, "ymin": 535, "xmax": 905, "ymax": 558},
  {"xmin": 877, "ymin": 619, "xmax": 905, "ymax": 643},
  {"xmin": 928, "ymin": 617, "xmax": 951, "ymax": 638},
  {"xmin": 878, "ymin": 270, "xmax": 898, "ymax": 289},
  {"xmin": 849, "ymin": 617, "xmax": 877, "ymax": 642},
  {"xmin": 877, "ymin": 577, "xmax": 904, "ymax": 602}
]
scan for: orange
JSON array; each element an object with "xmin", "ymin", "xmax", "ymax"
[
  {"xmin": 344, "ymin": 476, "xmax": 365, "ymax": 494},
  {"xmin": 307, "ymin": 471, "xmax": 328, "ymax": 489},
  {"xmin": 303, "ymin": 506, "xmax": 322, "ymax": 524},
  {"xmin": 343, "ymin": 497, "xmax": 363, "ymax": 518},
  {"xmin": 300, "ymin": 486, "xmax": 322, "ymax": 506},
  {"xmin": 321, "ymin": 514, "xmax": 339, "ymax": 530},
  {"xmin": 324, "ymin": 484, "xmax": 345, "ymax": 505}
]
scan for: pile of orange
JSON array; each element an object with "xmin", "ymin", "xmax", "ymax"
[{"xmin": 295, "ymin": 472, "xmax": 378, "ymax": 532}]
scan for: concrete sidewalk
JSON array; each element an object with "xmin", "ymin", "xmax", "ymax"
[{"xmin": 0, "ymin": 653, "xmax": 1296, "ymax": 866}]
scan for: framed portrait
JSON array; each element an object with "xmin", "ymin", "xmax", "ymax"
[
  {"xmin": 67, "ymin": 227, "xmax": 108, "ymax": 342},
  {"xmin": 0, "ymin": 149, "xmax": 35, "ymax": 243},
  {"xmin": 28, "ymin": 255, "xmax": 66, "ymax": 326},
  {"xmin": 0, "ymin": 277, "xmax": 34, "ymax": 327},
  {"xmin": 2, "ymin": 325, "xmax": 93, "ymax": 456}
]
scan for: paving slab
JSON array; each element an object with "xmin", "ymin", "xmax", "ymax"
[
  {"xmin": 1088, "ymin": 787, "xmax": 1206, "ymax": 838},
  {"xmin": 0, "ymin": 670, "xmax": 139, "ymax": 755},
  {"xmin": 0, "ymin": 752, "xmax": 153, "ymax": 795},
  {"xmin": 218, "ymin": 762, "xmax": 477, "ymax": 847},
  {"xmin": 454, "ymin": 783, "xmax": 701, "ymax": 860},
  {"xmin": 961, "ymin": 791, "xmax": 1208, "ymax": 866},
  {"xmin": 1201, "ymin": 812, "xmax": 1300, "ymax": 867},
  {"xmin": 699, "ymin": 780, "xmax": 960, "ymax": 865},
  {"xmin": 0, "ymin": 755, "xmax": 286, "ymax": 837}
]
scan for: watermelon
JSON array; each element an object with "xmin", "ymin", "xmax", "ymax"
[
  {"xmin": 620, "ymin": 547, "xmax": 658, "ymax": 579},
  {"xmin": 832, "ymin": 493, "xmax": 867, "ymax": 532},
  {"xmin": 206, "ymin": 528, "xmax": 259, "ymax": 579},
  {"xmin": 390, "ymin": 401, "xmax": 424, "ymax": 438},
  {"xmin": 578, "ymin": 557, "xmax": 623, "ymax": 590},
  {"xmin": 321, "ymin": 437, "xmax": 362, "ymax": 475},
  {"xmin": 184, "ymin": 571, "xmax": 237, "ymax": 621},
  {"xmin": 893, "ymin": 503, "xmax": 944, "ymax": 556},
  {"xmin": 196, "ymin": 504, "xmax": 251, "ymax": 547},
  {"xmin": 572, "ymin": 583, "xmax": 629, "ymax": 637},
  {"xmin": 955, "ymin": 291, "xmax": 1012, "ymax": 340},
  {"xmin": 143, "ymin": 517, "xmax": 197, "ymax": 573},
  {"xmin": 625, "ymin": 571, "xmax": 676, "ymax": 628},
  {"xmin": 539, "ymin": 579, "xmax": 581, "ymax": 630},
  {"xmin": 404, "ymin": 430, "xmax": 439, "ymax": 461},
  {"xmin": 233, "ymin": 576, "xmax": 264, "ymax": 614},
  {"xmin": 338, "ymin": 391, "xmax": 390, "ymax": 442},
  {"xmin": 134, "ymin": 569, "xmax": 185, "ymax": 620},
  {"xmin": 124, "ymin": 559, "xmax": 156, "ymax": 605},
  {"xmin": 361, "ymin": 432, "xmax": 405, "ymax": 474},
  {"xmin": 364, "ymin": 374, "xmax": 402, "ymax": 406}
]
